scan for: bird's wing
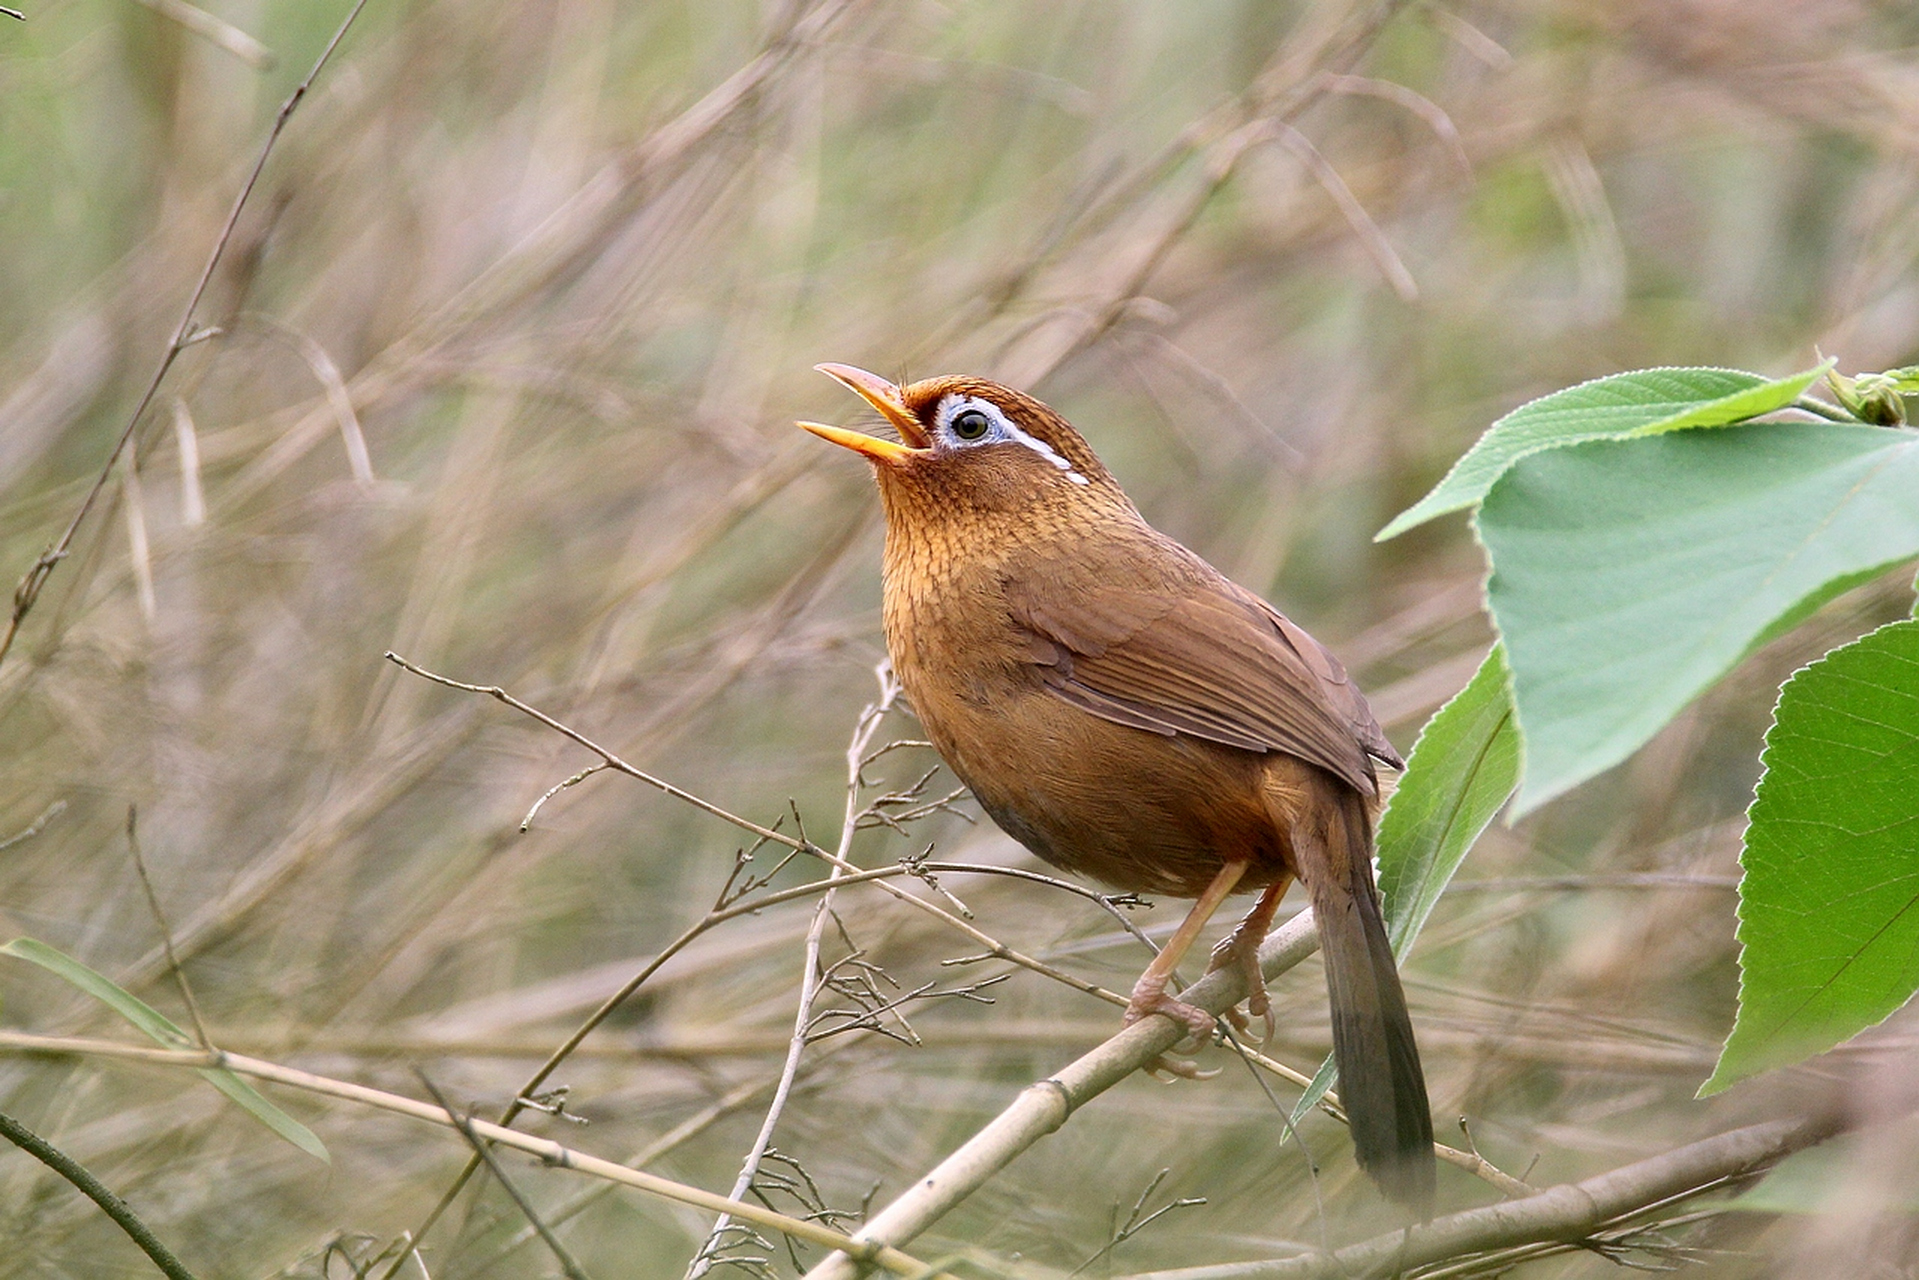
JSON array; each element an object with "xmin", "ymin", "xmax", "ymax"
[{"xmin": 1007, "ymin": 566, "xmax": 1398, "ymax": 796}]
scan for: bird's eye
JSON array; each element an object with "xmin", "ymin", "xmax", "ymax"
[{"xmin": 951, "ymin": 408, "xmax": 992, "ymax": 441}]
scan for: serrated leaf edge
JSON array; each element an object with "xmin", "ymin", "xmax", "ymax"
[
  {"xmin": 1699, "ymin": 618, "xmax": 1919, "ymax": 1097},
  {"xmin": 1376, "ymin": 362, "xmax": 1831, "ymax": 542}
]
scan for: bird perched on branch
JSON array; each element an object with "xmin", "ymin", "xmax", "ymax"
[{"xmin": 801, "ymin": 364, "xmax": 1434, "ymax": 1210}]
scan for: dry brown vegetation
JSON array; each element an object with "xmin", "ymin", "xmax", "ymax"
[{"xmin": 3, "ymin": 1, "xmax": 1918, "ymax": 1276}]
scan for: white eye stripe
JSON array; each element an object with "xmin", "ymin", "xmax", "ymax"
[
  {"xmin": 934, "ymin": 394, "xmax": 1090, "ymax": 485},
  {"xmin": 1003, "ymin": 418, "xmax": 1091, "ymax": 485}
]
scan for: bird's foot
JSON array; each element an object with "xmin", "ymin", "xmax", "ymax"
[
  {"xmin": 1124, "ymin": 973, "xmax": 1221, "ymax": 1080},
  {"xmin": 1144, "ymin": 1053, "xmax": 1220, "ymax": 1083},
  {"xmin": 1207, "ymin": 927, "xmax": 1276, "ymax": 1046}
]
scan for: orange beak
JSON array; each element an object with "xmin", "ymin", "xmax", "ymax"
[{"xmin": 800, "ymin": 363, "xmax": 931, "ymax": 465}]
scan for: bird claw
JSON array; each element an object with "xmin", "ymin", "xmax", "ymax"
[
  {"xmin": 1146, "ymin": 1054, "xmax": 1221, "ymax": 1082},
  {"xmin": 1231, "ymin": 983, "xmax": 1277, "ymax": 1047},
  {"xmin": 1123, "ymin": 988, "xmax": 1217, "ymax": 1044},
  {"xmin": 1250, "ymin": 996, "xmax": 1278, "ymax": 1047},
  {"xmin": 1208, "ymin": 930, "xmax": 1276, "ymax": 1046},
  {"xmin": 1124, "ymin": 981, "xmax": 1221, "ymax": 1080}
]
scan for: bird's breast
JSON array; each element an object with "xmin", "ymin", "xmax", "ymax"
[
  {"xmin": 877, "ymin": 528, "xmax": 1291, "ymax": 898},
  {"xmin": 879, "ymin": 522, "xmax": 1029, "ymax": 702}
]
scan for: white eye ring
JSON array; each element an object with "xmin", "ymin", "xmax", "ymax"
[
  {"xmin": 934, "ymin": 395, "xmax": 1011, "ymax": 444},
  {"xmin": 932, "ymin": 394, "xmax": 1090, "ymax": 484}
]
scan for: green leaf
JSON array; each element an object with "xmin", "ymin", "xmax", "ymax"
[
  {"xmin": 1377, "ymin": 363, "xmax": 1830, "ymax": 541},
  {"xmin": 2, "ymin": 938, "xmax": 329, "ymax": 1161},
  {"xmin": 1700, "ymin": 620, "xmax": 1919, "ymax": 1096},
  {"xmin": 1, "ymin": 938, "xmax": 196, "ymax": 1047},
  {"xmin": 194, "ymin": 1071, "xmax": 329, "ymax": 1162},
  {"xmin": 1290, "ymin": 647, "xmax": 1521, "ymax": 1123},
  {"xmin": 1289, "ymin": 1035, "xmax": 1342, "ymax": 1126},
  {"xmin": 1478, "ymin": 421, "xmax": 1919, "ymax": 816},
  {"xmin": 1375, "ymin": 647, "xmax": 1524, "ymax": 956}
]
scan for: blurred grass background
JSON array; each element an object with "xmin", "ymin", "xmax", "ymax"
[{"xmin": 3, "ymin": 0, "xmax": 1919, "ymax": 1275}]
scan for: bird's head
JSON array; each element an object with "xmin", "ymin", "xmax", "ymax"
[{"xmin": 801, "ymin": 364, "xmax": 1129, "ymax": 518}]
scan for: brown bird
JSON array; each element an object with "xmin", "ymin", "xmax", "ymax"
[{"xmin": 801, "ymin": 364, "xmax": 1434, "ymax": 1209}]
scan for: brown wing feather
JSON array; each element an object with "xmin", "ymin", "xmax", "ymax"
[
  {"xmin": 1008, "ymin": 553, "xmax": 1398, "ymax": 796},
  {"xmin": 1261, "ymin": 601, "xmax": 1404, "ymax": 773}
]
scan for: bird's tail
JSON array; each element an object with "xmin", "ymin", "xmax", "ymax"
[{"xmin": 1297, "ymin": 782, "xmax": 1435, "ymax": 1213}]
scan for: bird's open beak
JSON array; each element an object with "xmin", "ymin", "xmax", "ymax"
[{"xmin": 801, "ymin": 363, "xmax": 931, "ymax": 464}]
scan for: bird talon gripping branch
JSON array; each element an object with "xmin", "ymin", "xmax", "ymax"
[
  {"xmin": 805, "ymin": 365, "xmax": 1436, "ymax": 1212},
  {"xmin": 1146, "ymin": 1055, "xmax": 1221, "ymax": 1083}
]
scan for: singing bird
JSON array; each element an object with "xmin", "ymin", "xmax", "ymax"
[{"xmin": 801, "ymin": 364, "xmax": 1434, "ymax": 1208}]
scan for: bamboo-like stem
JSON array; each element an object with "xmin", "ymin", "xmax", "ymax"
[
  {"xmin": 1114, "ymin": 1110, "xmax": 1848, "ymax": 1280},
  {"xmin": 802, "ymin": 902, "xmax": 1538, "ymax": 1279},
  {"xmin": 803, "ymin": 910, "xmax": 1324, "ymax": 1280}
]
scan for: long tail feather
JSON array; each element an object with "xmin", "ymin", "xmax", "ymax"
[{"xmin": 1297, "ymin": 783, "xmax": 1435, "ymax": 1212}]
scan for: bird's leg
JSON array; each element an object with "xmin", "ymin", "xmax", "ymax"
[
  {"xmin": 1124, "ymin": 859, "xmax": 1248, "ymax": 1059},
  {"xmin": 1206, "ymin": 873, "xmax": 1292, "ymax": 1044}
]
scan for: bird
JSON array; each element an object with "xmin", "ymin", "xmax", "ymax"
[{"xmin": 800, "ymin": 363, "xmax": 1435, "ymax": 1210}]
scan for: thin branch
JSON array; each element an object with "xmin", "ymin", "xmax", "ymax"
[
  {"xmin": 917, "ymin": 862, "xmax": 1156, "ymax": 948},
  {"xmin": 0, "ymin": 1033, "xmax": 948, "ymax": 1279},
  {"xmin": 125, "ymin": 806, "xmax": 211, "ymax": 1049},
  {"xmin": 384, "ymin": 651, "xmax": 803, "ymax": 852},
  {"xmin": 1071, "ymin": 1169, "xmax": 1206, "ymax": 1277},
  {"xmin": 373, "ymin": 653, "xmax": 1155, "ymax": 1267},
  {"xmin": 1441, "ymin": 1118, "xmax": 1536, "ymax": 1200},
  {"xmin": 159, "ymin": 1020, "xmax": 1193, "ymax": 1061},
  {"xmin": 690, "ymin": 665, "xmax": 900, "ymax": 1277},
  {"xmin": 1265, "ymin": 120, "xmax": 1418, "ymax": 301},
  {"xmin": 0, "ymin": 0, "xmax": 370, "ymax": 672},
  {"xmin": 470, "ymin": 1075, "xmax": 787, "ymax": 1276},
  {"xmin": 0, "ymin": 1108, "xmax": 199, "ymax": 1280},
  {"xmin": 1407, "ymin": 1200, "xmax": 1733, "ymax": 1279},
  {"xmin": 374, "ymin": 850, "xmax": 1063, "ymax": 1269},
  {"xmin": 377, "ymin": 864, "xmax": 755, "ymax": 1273},
  {"xmin": 383, "ymin": 651, "xmax": 1135, "ymax": 1005},
  {"xmin": 377, "ymin": 674, "xmax": 934, "ymax": 1272},
  {"xmin": 416, "ymin": 1073, "xmax": 592, "ymax": 1280},
  {"xmin": 1108, "ymin": 1110, "xmax": 1850, "ymax": 1280},
  {"xmin": 0, "ymin": 800, "xmax": 67, "ymax": 854},
  {"xmin": 521, "ymin": 762, "xmax": 610, "ymax": 831}
]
